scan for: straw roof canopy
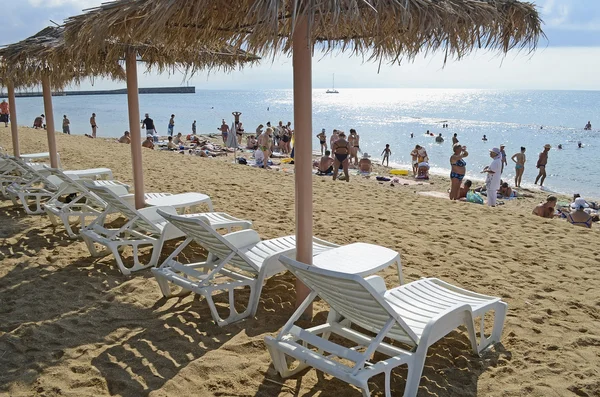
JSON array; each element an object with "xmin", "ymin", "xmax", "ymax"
[
  {"xmin": 0, "ymin": 26, "xmax": 125, "ymax": 90},
  {"xmin": 65, "ymin": 0, "xmax": 544, "ymax": 64},
  {"xmin": 63, "ymin": 15, "xmax": 259, "ymax": 77}
]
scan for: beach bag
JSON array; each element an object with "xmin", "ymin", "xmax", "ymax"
[
  {"xmin": 237, "ymin": 157, "xmax": 248, "ymax": 165},
  {"xmin": 466, "ymin": 190, "xmax": 484, "ymax": 204}
]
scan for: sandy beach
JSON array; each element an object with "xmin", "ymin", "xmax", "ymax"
[{"xmin": 1, "ymin": 127, "xmax": 599, "ymax": 397}]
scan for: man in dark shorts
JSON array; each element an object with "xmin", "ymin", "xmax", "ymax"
[
  {"xmin": 534, "ymin": 144, "xmax": 551, "ymax": 186},
  {"xmin": 142, "ymin": 113, "xmax": 157, "ymax": 141}
]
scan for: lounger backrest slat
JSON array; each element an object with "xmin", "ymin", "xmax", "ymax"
[
  {"xmin": 157, "ymin": 210, "xmax": 259, "ymax": 274},
  {"xmin": 86, "ymin": 184, "xmax": 159, "ymax": 233},
  {"xmin": 280, "ymin": 256, "xmax": 419, "ymax": 344}
]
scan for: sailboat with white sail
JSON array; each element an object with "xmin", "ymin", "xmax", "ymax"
[{"xmin": 326, "ymin": 74, "xmax": 339, "ymax": 93}]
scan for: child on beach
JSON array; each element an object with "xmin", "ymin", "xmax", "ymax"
[
  {"xmin": 410, "ymin": 145, "xmax": 420, "ymax": 175},
  {"xmin": 381, "ymin": 144, "xmax": 391, "ymax": 167}
]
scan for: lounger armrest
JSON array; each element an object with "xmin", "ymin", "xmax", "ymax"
[
  {"xmin": 222, "ymin": 229, "xmax": 262, "ymax": 249},
  {"xmin": 419, "ymin": 303, "xmax": 474, "ymax": 349},
  {"xmin": 365, "ymin": 275, "xmax": 386, "ymax": 295}
]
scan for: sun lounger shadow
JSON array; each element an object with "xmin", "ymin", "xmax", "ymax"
[{"xmin": 90, "ymin": 303, "xmax": 243, "ymax": 396}]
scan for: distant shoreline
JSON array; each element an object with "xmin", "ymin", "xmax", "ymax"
[{"xmin": 0, "ymin": 86, "xmax": 195, "ymax": 98}]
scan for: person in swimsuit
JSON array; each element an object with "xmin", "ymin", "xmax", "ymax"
[
  {"xmin": 452, "ymin": 133, "xmax": 458, "ymax": 145},
  {"xmin": 316, "ymin": 128, "xmax": 327, "ymax": 155},
  {"xmin": 329, "ymin": 129, "xmax": 339, "ymax": 151},
  {"xmin": 0, "ymin": 99, "xmax": 9, "ymax": 127},
  {"xmin": 218, "ymin": 119, "xmax": 229, "ymax": 144},
  {"xmin": 511, "ymin": 147, "xmax": 526, "ymax": 187},
  {"xmin": 534, "ymin": 144, "xmax": 551, "ymax": 186},
  {"xmin": 142, "ymin": 135, "xmax": 155, "ymax": 149},
  {"xmin": 317, "ymin": 150, "xmax": 334, "ymax": 175},
  {"xmin": 62, "ymin": 115, "xmax": 70, "ymax": 134},
  {"xmin": 168, "ymin": 114, "xmax": 175, "ymax": 136},
  {"xmin": 381, "ymin": 144, "xmax": 391, "ymax": 167},
  {"xmin": 458, "ymin": 179, "xmax": 472, "ymax": 200},
  {"xmin": 410, "ymin": 145, "xmax": 420, "ymax": 176},
  {"xmin": 118, "ymin": 131, "xmax": 131, "ymax": 144},
  {"xmin": 90, "ymin": 113, "xmax": 97, "ymax": 138},
  {"xmin": 257, "ymin": 127, "xmax": 272, "ymax": 169},
  {"xmin": 566, "ymin": 197, "xmax": 594, "ymax": 228},
  {"xmin": 532, "ymin": 196, "xmax": 557, "ymax": 218},
  {"xmin": 236, "ymin": 122, "xmax": 245, "ymax": 145},
  {"xmin": 449, "ymin": 143, "xmax": 469, "ymax": 200},
  {"xmin": 332, "ymin": 131, "xmax": 351, "ymax": 182},
  {"xmin": 348, "ymin": 129, "xmax": 360, "ymax": 165}
]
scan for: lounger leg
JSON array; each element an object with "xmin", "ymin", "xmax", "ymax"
[
  {"xmin": 153, "ymin": 271, "xmax": 172, "ymax": 297},
  {"xmin": 489, "ymin": 302, "xmax": 508, "ymax": 346},
  {"xmin": 403, "ymin": 347, "xmax": 427, "ymax": 397},
  {"xmin": 265, "ymin": 342, "xmax": 310, "ymax": 378}
]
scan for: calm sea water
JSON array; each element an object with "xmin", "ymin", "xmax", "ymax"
[{"xmin": 4, "ymin": 89, "xmax": 599, "ymax": 198}]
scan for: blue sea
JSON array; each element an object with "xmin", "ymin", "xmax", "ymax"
[{"xmin": 4, "ymin": 89, "xmax": 600, "ymax": 198}]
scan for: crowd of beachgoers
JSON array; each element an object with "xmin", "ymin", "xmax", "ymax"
[{"xmin": 1, "ymin": 100, "xmax": 596, "ymax": 230}]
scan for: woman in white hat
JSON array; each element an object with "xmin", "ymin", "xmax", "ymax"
[
  {"xmin": 566, "ymin": 197, "xmax": 593, "ymax": 228},
  {"xmin": 481, "ymin": 147, "xmax": 503, "ymax": 207}
]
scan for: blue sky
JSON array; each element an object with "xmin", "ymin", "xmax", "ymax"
[{"xmin": 2, "ymin": 0, "xmax": 600, "ymax": 90}]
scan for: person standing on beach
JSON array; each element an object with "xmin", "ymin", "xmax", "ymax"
[
  {"xmin": 449, "ymin": 144, "xmax": 468, "ymax": 200},
  {"xmin": 511, "ymin": 147, "xmax": 526, "ymax": 188},
  {"xmin": 62, "ymin": 115, "xmax": 70, "ymax": 134},
  {"xmin": 0, "ymin": 100, "xmax": 9, "ymax": 127},
  {"xmin": 348, "ymin": 129, "xmax": 360, "ymax": 165},
  {"xmin": 329, "ymin": 129, "xmax": 339, "ymax": 154},
  {"xmin": 500, "ymin": 144, "xmax": 508, "ymax": 173},
  {"xmin": 257, "ymin": 127, "xmax": 272, "ymax": 169},
  {"xmin": 192, "ymin": 120, "xmax": 196, "ymax": 135},
  {"xmin": 332, "ymin": 131, "xmax": 351, "ymax": 182},
  {"xmin": 381, "ymin": 144, "xmax": 391, "ymax": 167},
  {"xmin": 482, "ymin": 147, "xmax": 502, "ymax": 207},
  {"xmin": 410, "ymin": 145, "xmax": 420, "ymax": 175},
  {"xmin": 316, "ymin": 128, "xmax": 327, "ymax": 155},
  {"xmin": 90, "ymin": 113, "xmax": 97, "ymax": 138},
  {"xmin": 142, "ymin": 113, "xmax": 157, "ymax": 140},
  {"xmin": 168, "ymin": 114, "xmax": 175, "ymax": 136},
  {"xmin": 218, "ymin": 119, "xmax": 229, "ymax": 144},
  {"xmin": 256, "ymin": 124, "xmax": 264, "ymax": 136},
  {"xmin": 452, "ymin": 133, "xmax": 458, "ymax": 145},
  {"xmin": 534, "ymin": 144, "xmax": 551, "ymax": 186}
]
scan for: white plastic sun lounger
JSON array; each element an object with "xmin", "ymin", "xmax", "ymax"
[
  {"xmin": 43, "ymin": 169, "xmax": 134, "ymax": 238},
  {"xmin": 6, "ymin": 161, "xmax": 112, "ymax": 214},
  {"xmin": 152, "ymin": 209, "xmax": 339, "ymax": 326},
  {"xmin": 265, "ymin": 255, "xmax": 507, "ymax": 397},
  {"xmin": 80, "ymin": 183, "xmax": 251, "ymax": 275}
]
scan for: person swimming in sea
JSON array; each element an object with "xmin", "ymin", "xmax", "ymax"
[{"xmin": 482, "ymin": 134, "xmax": 488, "ymax": 141}]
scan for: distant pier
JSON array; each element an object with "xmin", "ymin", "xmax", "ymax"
[{"xmin": 2, "ymin": 86, "xmax": 195, "ymax": 98}]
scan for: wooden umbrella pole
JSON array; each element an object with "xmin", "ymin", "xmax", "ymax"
[
  {"xmin": 125, "ymin": 48, "xmax": 145, "ymax": 209},
  {"xmin": 41, "ymin": 73, "xmax": 59, "ymax": 168},
  {"xmin": 7, "ymin": 82, "xmax": 20, "ymax": 158},
  {"xmin": 292, "ymin": 17, "xmax": 314, "ymax": 316}
]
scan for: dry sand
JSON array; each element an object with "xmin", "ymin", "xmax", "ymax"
[{"xmin": 0, "ymin": 127, "xmax": 599, "ymax": 397}]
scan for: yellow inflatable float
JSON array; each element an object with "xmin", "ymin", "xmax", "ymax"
[{"xmin": 389, "ymin": 169, "xmax": 409, "ymax": 176}]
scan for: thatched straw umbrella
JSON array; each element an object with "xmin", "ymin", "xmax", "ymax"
[
  {"xmin": 68, "ymin": 0, "xmax": 543, "ymax": 313},
  {"xmin": 63, "ymin": 16, "xmax": 258, "ymax": 209},
  {"xmin": 0, "ymin": 26, "xmax": 125, "ymax": 167}
]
